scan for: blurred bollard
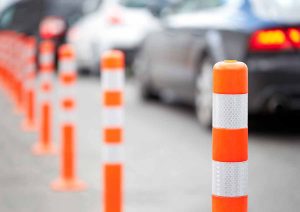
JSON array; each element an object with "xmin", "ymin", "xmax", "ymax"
[
  {"xmin": 0, "ymin": 33, "xmax": 4, "ymax": 90},
  {"xmin": 32, "ymin": 40, "xmax": 56, "ymax": 155},
  {"xmin": 22, "ymin": 37, "xmax": 37, "ymax": 131},
  {"xmin": 101, "ymin": 50, "xmax": 125, "ymax": 212},
  {"xmin": 212, "ymin": 60, "xmax": 248, "ymax": 212},
  {"xmin": 51, "ymin": 44, "xmax": 86, "ymax": 191},
  {"xmin": 14, "ymin": 34, "xmax": 26, "ymax": 114}
]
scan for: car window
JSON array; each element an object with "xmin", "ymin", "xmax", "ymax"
[
  {"xmin": 45, "ymin": 0, "xmax": 84, "ymax": 26},
  {"xmin": 0, "ymin": 5, "xmax": 15, "ymax": 28},
  {"xmin": 252, "ymin": 0, "xmax": 300, "ymax": 23},
  {"xmin": 172, "ymin": 0, "xmax": 234, "ymax": 14},
  {"xmin": 119, "ymin": 0, "xmax": 148, "ymax": 8},
  {"xmin": 83, "ymin": 0, "xmax": 103, "ymax": 14}
]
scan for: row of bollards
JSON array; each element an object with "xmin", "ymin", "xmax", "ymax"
[
  {"xmin": 0, "ymin": 30, "xmax": 248, "ymax": 212},
  {"xmin": 0, "ymin": 31, "xmax": 126, "ymax": 212}
]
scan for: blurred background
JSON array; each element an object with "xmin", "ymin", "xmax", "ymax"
[{"xmin": 0, "ymin": 0, "xmax": 300, "ymax": 211}]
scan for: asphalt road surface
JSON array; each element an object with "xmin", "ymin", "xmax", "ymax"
[{"xmin": 0, "ymin": 77, "xmax": 299, "ymax": 212}]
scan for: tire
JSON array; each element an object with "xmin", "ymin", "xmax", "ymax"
[
  {"xmin": 195, "ymin": 56, "xmax": 213, "ymax": 128},
  {"xmin": 139, "ymin": 81, "xmax": 159, "ymax": 101}
]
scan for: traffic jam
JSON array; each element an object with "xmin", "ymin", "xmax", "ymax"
[{"xmin": 0, "ymin": 0, "xmax": 300, "ymax": 212}]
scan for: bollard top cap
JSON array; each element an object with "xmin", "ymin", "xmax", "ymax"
[
  {"xmin": 59, "ymin": 44, "xmax": 75, "ymax": 59},
  {"xmin": 213, "ymin": 60, "xmax": 248, "ymax": 94},
  {"xmin": 101, "ymin": 50, "xmax": 125, "ymax": 70},
  {"xmin": 40, "ymin": 40, "xmax": 55, "ymax": 53}
]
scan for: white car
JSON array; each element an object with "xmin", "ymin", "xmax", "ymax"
[{"xmin": 67, "ymin": 0, "xmax": 169, "ymax": 74}]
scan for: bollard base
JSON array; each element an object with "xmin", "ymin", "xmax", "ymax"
[
  {"xmin": 32, "ymin": 143, "xmax": 56, "ymax": 155},
  {"xmin": 21, "ymin": 120, "xmax": 36, "ymax": 132},
  {"xmin": 51, "ymin": 178, "xmax": 86, "ymax": 192}
]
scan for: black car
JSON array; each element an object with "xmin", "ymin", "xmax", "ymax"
[
  {"xmin": 0, "ymin": 0, "xmax": 83, "ymax": 66},
  {"xmin": 134, "ymin": 0, "xmax": 300, "ymax": 127}
]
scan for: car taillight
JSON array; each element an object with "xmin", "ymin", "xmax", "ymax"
[
  {"xmin": 249, "ymin": 29, "xmax": 291, "ymax": 52},
  {"xmin": 288, "ymin": 28, "xmax": 300, "ymax": 48},
  {"xmin": 40, "ymin": 16, "xmax": 66, "ymax": 39},
  {"xmin": 107, "ymin": 8, "xmax": 123, "ymax": 26},
  {"xmin": 249, "ymin": 27, "xmax": 300, "ymax": 52},
  {"xmin": 108, "ymin": 14, "xmax": 123, "ymax": 25}
]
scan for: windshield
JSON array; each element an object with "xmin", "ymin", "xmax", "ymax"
[
  {"xmin": 252, "ymin": 0, "xmax": 300, "ymax": 23},
  {"xmin": 46, "ymin": 0, "xmax": 83, "ymax": 25},
  {"xmin": 119, "ymin": 0, "xmax": 148, "ymax": 8},
  {"xmin": 172, "ymin": 0, "xmax": 240, "ymax": 14}
]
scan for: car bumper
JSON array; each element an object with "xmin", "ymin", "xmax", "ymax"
[{"xmin": 247, "ymin": 56, "xmax": 300, "ymax": 113}]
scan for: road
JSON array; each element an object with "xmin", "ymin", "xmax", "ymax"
[{"xmin": 0, "ymin": 77, "xmax": 299, "ymax": 212}]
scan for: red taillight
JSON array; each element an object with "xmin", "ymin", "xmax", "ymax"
[
  {"xmin": 288, "ymin": 28, "xmax": 300, "ymax": 48},
  {"xmin": 249, "ymin": 27, "xmax": 300, "ymax": 52},
  {"xmin": 108, "ymin": 15, "xmax": 123, "ymax": 25},
  {"xmin": 40, "ymin": 16, "xmax": 66, "ymax": 39},
  {"xmin": 107, "ymin": 8, "xmax": 123, "ymax": 26},
  {"xmin": 249, "ymin": 29, "xmax": 291, "ymax": 51}
]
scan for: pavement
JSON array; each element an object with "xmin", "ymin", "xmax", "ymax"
[{"xmin": 0, "ymin": 77, "xmax": 300, "ymax": 212}]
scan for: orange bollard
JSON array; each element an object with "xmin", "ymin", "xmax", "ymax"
[
  {"xmin": 32, "ymin": 40, "xmax": 56, "ymax": 155},
  {"xmin": 51, "ymin": 44, "xmax": 86, "ymax": 191},
  {"xmin": 22, "ymin": 37, "xmax": 37, "ymax": 131},
  {"xmin": 101, "ymin": 50, "xmax": 125, "ymax": 212},
  {"xmin": 14, "ymin": 34, "xmax": 26, "ymax": 115},
  {"xmin": 212, "ymin": 60, "xmax": 248, "ymax": 212}
]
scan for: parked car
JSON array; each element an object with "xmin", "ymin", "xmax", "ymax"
[
  {"xmin": 67, "ymin": 0, "xmax": 171, "ymax": 74},
  {"xmin": 134, "ymin": 0, "xmax": 300, "ymax": 127},
  {"xmin": 0, "ymin": 0, "xmax": 83, "ymax": 67}
]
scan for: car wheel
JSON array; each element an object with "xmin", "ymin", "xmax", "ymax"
[
  {"xmin": 139, "ymin": 81, "xmax": 159, "ymax": 101},
  {"xmin": 195, "ymin": 56, "xmax": 213, "ymax": 128}
]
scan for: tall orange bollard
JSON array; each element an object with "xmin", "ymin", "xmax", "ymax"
[
  {"xmin": 22, "ymin": 37, "xmax": 37, "ymax": 131},
  {"xmin": 32, "ymin": 40, "xmax": 56, "ymax": 155},
  {"xmin": 212, "ymin": 60, "xmax": 248, "ymax": 212},
  {"xmin": 51, "ymin": 44, "xmax": 86, "ymax": 191},
  {"xmin": 101, "ymin": 50, "xmax": 125, "ymax": 212}
]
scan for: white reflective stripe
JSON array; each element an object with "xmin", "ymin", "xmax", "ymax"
[
  {"xmin": 59, "ymin": 59, "xmax": 76, "ymax": 73},
  {"xmin": 39, "ymin": 95, "xmax": 51, "ymax": 103},
  {"xmin": 102, "ymin": 107, "xmax": 123, "ymax": 128},
  {"xmin": 58, "ymin": 85, "xmax": 75, "ymax": 98},
  {"xmin": 40, "ymin": 53, "xmax": 54, "ymax": 64},
  {"xmin": 59, "ymin": 110, "xmax": 76, "ymax": 123},
  {"xmin": 39, "ymin": 72, "xmax": 54, "ymax": 82},
  {"xmin": 213, "ymin": 94, "xmax": 248, "ymax": 129},
  {"xmin": 26, "ymin": 64, "xmax": 36, "ymax": 73},
  {"xmin": 101, "ymin": 71, "xmax": 124, "ymax": 90},
  {"xmin": 102, "ymin": 144, "xmax": 123, "ymax": 164},
  {"xmin": 212, "ymin": 161, "xmax": 248, "ymax": 197},
  {"xmin": 24, "ymin": 81, "xmax": 35, "ymax": 89}
]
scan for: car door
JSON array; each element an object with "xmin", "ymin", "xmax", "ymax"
[
  {"xmin": 154, "ymin": 0, "xmax": 226, "ymax": 101},
  {"xmin": 148, "ymin": 15, "xmax": 190, "ymax": 95}
]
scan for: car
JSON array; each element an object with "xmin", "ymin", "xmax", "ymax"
[
  {"xmin": 134, "ymin": 0, "xmax": 300, "ymax": 127},
  {"xmin": 0, "ymin": 0, "xmax": 83, "ymax": 67},
  {"xmin": 67, "ymin": 0, "xmax": 171, "ymax": 74}
]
